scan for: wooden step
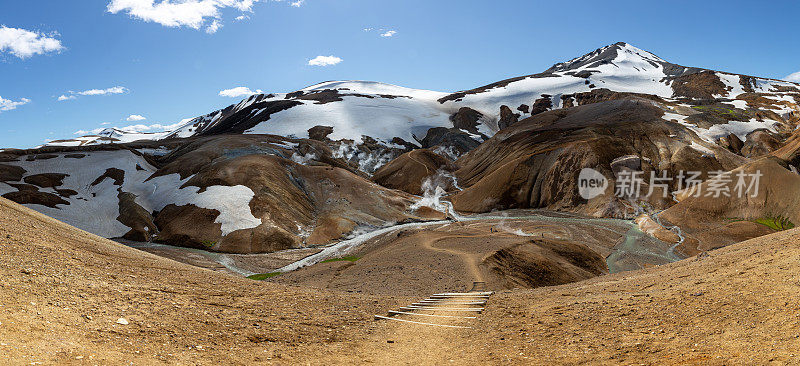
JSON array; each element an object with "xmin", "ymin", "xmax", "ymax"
[{"xmin": 374, "ymin": 315, "xmax": 473, "ymax": 329}]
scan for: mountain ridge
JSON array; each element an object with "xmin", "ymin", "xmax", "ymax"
[{"xmin": 42, "ymin": 42, "xmax": 799, "ymax": 149}]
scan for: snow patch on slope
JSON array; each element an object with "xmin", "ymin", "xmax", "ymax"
[{"xmin": 0, "ymin": 151, "xmax": 262, "ymax": 237}]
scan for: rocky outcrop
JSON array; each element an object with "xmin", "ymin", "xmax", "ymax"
[
  {"xmin": 1, "ymin": 191, "xmax": 68, "ymax": 208},
  {"xmin": 308, "ymin": 125, "xmax": 334, "ymax": 141},
  {"xmin": 741, "ymin": 130, "xmax": 783, "ymax": 158},
  {"xmin": 117, "ymin": 192, "xmax": 158, "ymax": 242},
  {"xmin": 530, "ymin": 95, "xmax": 553, "ymax": 115},
  {"xmin": 419, "ymin": 127, "xmax": 481, "ymax": 156},
  {"xmin": 0, "ymin": 164, "xmax": 25, "ymax": 183},
  {"xmin": 719, "ymin": 133, "xmax": 744, "ymax": 154},
  {"xmin": 24, "ymin": 173, "xmax": 68, "ymax": 188},
  {"xmin": 155, "ymin": 204, "xmax": 224, "ymax": 250},
  {"xmin": 671, "ymin": 71, "xmax": 728, "ymax": 100},
  {"xmin": 498, "ymin": 105, "xmax": 519, "ymax": 130},
  {"xmin": 449, "ymin": 107, "xmax": 484, "ymax": 134},
  {"xmin": 91, "ymin": 168, "xmax": 125, "ymax": 186},
  {"xmin": 371, "ymin": 149, "xmax": 457, "ymax": 195}
]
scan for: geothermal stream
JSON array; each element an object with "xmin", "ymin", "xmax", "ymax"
[
  {"xmin": 277, "ymin": 173, "xmax": 682, "ymax": 274},
  {"xmin": 651, "ymin": 210, "xmax": 686, "ymax": 259},
  {"xmin": 121, "ymin": 172, "xmax": 683, "ymax": 277}
]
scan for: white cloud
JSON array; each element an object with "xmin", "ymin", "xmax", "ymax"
[
  {"xmin": 74, "ymin": 128, "xmax": 104, "ymax": 135},
  {"xmin": 107, "ymin": 0, "xmax": 300, "ymax": 32},
  {"xmin": 126, "ymin": 114, "xmax": 147, "ymax": 121},
  {"xmin": 364, "ymin": 27, "xmax": 398, "ymax": 38},
  {"xmin": 118, "ymin": 123, "xmax": 182, "ymax": 132},
  {"xmin": 308, "ymin": 55, "xmax": 342, "ymax": 67},
  {"xmin": 0, "ymin": 96, "xmax": 31, "ymax": 112},
  {"xmin": 219, "ymin": 86, "xmax": 263, "ymax": 97},
  {"xmin": 108, "ymin": 0, "xmax": 250, "ymax": 28},
  {"xmin": 206, "ymin": 19, "xmax": 222, "ymax": 34},
  {"xmin": 0, "ymin": 26, "xmax": 64, "ymax": 59},
  {"xmin": 785, "ymin": 71, "xmax": 800, "ymax": 83},
  {"xmin": 58, "ymin": 86, "xmax": 129, "ymax": 101},
  {"xmin": 234, "ymin": 15, "xmax": 249, "ymax": 21}
]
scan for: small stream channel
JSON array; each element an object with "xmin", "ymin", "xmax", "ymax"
[{"xmin": 120, "ymin": 210, "xmax": 683, "ymax": 277}]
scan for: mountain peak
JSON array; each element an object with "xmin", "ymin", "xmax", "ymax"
[{"xmin": 546, "ymin": 42, "xmax": 668, "ymax": 74}]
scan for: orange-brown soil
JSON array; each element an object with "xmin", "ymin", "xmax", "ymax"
[{"xmin": 3, "ymin": 196, "xmax": 800, "ymax": 365}]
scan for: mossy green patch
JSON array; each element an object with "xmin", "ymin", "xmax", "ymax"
[
  {"xmin": 320, "ymin": 256, "xmax": 361, "ymax": 263},
  {"xmin": 247, "ymin": 272, "xmax": 282, "ymax": 280},
  {"xmin": 753, "ymin": 216, "xmax": 795, "ymax": 231}
]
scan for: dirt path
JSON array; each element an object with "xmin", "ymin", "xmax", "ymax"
[
  {"xmin": 318, "ymin": 293, "xmax": 491, "ymax": 364},
  {"xmin": 420, "ymin": 233, "xmax": 489, "ymax": 283}
]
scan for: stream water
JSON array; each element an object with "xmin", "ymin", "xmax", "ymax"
[{"xmin": 120, "ymin": 210, "xmax": 682, "ymax": 277}]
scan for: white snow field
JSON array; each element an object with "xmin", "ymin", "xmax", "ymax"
[{"xmin": 0, "ymin": 150, "xmax": 261, "ymax": 238}]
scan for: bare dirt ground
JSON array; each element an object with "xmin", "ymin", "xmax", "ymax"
[
  {"xmin": 0, "ymin": 198, "xmax": 407, "ymax": 365},
  {"xmin": 3, "ymin": 196, "xmax": 800, "ymax": 365},
  {"xmin": 116, "ymin": 239, "xmax": 322, "ymax": 276},
  {"xmin": 276, "ymin": 217, "xmax": 630, "ymax": 296}
]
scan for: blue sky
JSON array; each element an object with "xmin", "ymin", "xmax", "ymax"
[{"xmin": 1, "ymin": 0, "xmax": 799, "ymax": 149}]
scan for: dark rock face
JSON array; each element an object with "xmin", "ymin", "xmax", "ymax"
[
  {"xmin": 437, "ymin": 74, "xmax": 560, "ymax": 104},
  {"xmin": 91, "ymin": 168, "xmax": 125, "ymax": 186},
  {"xmin": 155, "ymin": 204, "xmax": 223, "ymax": 250},
  {"xmin": 498, "ymin": 105, "xmax": 519, "ymax": 130},
  {"xmin": 449, "ymin": 107, "xmax": 484, "ymax": 134},
  {"xmin": 117, "ymin": 192, "xmax": 158, "ymax": 242},
  {"xmin": 719, "ymin": 133, "xmax": 744, "ymax": 154},
  {"xmin": 419, "ymin": 127, "xmax": 481, "ymax": 155},
  {"xmin": 672, "ymin": 71, "xmax": 728, "ymax": 100},
  {"xmin": 742, "ymin": 130, "xmax": 783, "ymax": 158},
  {"xmin": 8, "ymin": 183, "xmax": 39, "ymax": 192},
  {"xmin": 186, "ymin": 99, "xmax": 302, "ymax": 136},
  {"xmin": 560, "ymin": 89, "xmax": 664, "ymax": 110},
  {"xmin": 0, "ymin": 164, "xmax": 25, "ymax": 183},
  {"xmin": 24, "ymin": 173, "xmax": 68, "ymax": 188},
  {"xmin": 308, "ymin": 125, "xmax": 334, "ymax": 141},
  {"xmin": 530, "ymin": 96, "xmax": 553, "ymax": 116},
  {"xmin": 1, "ymin": 191, "xmax": 68, "ymax": 208}
]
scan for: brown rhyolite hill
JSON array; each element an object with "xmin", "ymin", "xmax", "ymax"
[{"xmin": 449, "ymin": 97, "xmax": 746, "ymax": 217}]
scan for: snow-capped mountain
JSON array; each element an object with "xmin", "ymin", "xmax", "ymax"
[
  {"xmin": 6, "ymin": 42, "xmax": 800, "ymax": 256},
  {"xmin": 50, "ymin": 42, "xmax": 800, "ymax": 149},
  {"xmin": 46, "ymin": 128, "xmax": 173, "ymax": 147}
]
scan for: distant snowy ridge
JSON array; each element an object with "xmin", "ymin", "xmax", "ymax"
[{"xmin": 49, "ymin": 42, "xmax": 800, "ymax": 149}]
